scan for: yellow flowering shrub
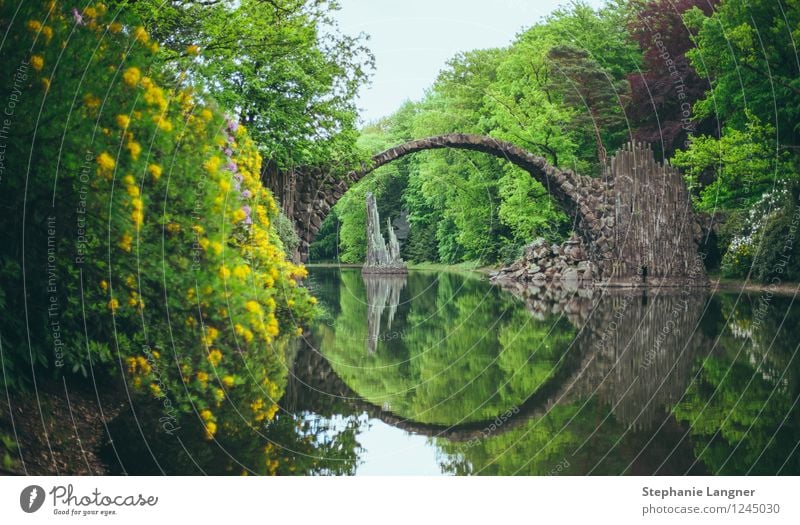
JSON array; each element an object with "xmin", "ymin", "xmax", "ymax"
[{"xmin": 0, "ymin": 1, "xmax": 316, "ymax": 457}]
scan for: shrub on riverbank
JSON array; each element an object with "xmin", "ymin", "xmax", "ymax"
[
  {"xmin": 0, "ymin": 1, "xmax": 315, "ymax": 442},
  {"xmin": 719, "ymin": 185, "xmax": 800, "ymax": 282}
]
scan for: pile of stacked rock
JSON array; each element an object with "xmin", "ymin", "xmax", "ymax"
[{"xmin": 489, "ymin": 234, "xmax": 598, "ymax": 291}]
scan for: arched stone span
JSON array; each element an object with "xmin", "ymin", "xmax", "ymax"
[
  {"xmin": 273, "ymin": 134, "xmax": 707, "ymax": 285},
  {"xmin": 282, "ymin": 134, "xmax": 598, "ymax": 259}
]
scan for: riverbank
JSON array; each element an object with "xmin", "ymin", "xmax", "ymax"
[
  {"xmin": 306, "ymin": 263, "xmax": 800, "ymax": 295},
  {"xmin": 709, "ymin": 276, "xmax": 800, "ymax": 296},
  {"xmin": 307, "ymin": 261, "xmax": 490, "ymax": 277}
]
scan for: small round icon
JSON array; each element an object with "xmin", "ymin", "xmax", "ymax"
[{"xmin": 20, "ymin": 485, "xmax": 45, "ymax": 513}]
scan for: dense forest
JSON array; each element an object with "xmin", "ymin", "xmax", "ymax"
[{"xmin": 312, "ymin": 0, "xmax": 800, "ymax": 284}]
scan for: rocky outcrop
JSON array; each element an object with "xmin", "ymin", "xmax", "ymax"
[
  {"xmin": 362, "ymin": 192, "xmax": 407, "ymax": 274},
  {"xmin": 490, "ymin": 235, "xmax": 597, "ymax": 291}
]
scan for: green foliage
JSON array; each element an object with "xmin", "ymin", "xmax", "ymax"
[
  {"xmin": 672, "ymin": 113, "xmax": 796, "ymax": 211},
  {"xmin": 673, "ymin": 294, "xmax": 800, "ymax": 474},
  {"xmin": 718, "ymin": 185, "xmax": 800, "ymax": 281},
  {"xmin": 110, "ymin": 0, "xmax": 374, "ymax": 168},
  {"xmin": 273, "ymin": 208, "xmax": 301, "ymax": 257},
  {"xmin": 0, "ymin": 1, "xmax": 315, "ymax": 453},
  {"xmin": 309, "ymin": 209, "xmax": 340, "ymax": 262},
  {"xmin": 684, "ymin": 0, "xmax": 800, "ymax": 150}
]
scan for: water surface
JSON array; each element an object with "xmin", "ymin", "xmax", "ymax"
[
  {"xmin": 281, "ymin": 267, "xmax": 800, "ymax": 475},
  {"xmin": 103, "ymin": 267, "xmax": 800, "ymax": 475}
]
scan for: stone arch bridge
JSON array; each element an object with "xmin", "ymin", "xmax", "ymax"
[{"xmin": 266, "ymin": 133, "xmax": 707, "ymax": 286}]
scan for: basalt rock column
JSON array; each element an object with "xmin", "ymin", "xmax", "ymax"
[{"xmin": 362, "ymin": 192, "xmax": 407, "ymax": 274}]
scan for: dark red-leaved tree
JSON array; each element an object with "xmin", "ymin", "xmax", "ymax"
[{"xmin": 627, "ymin": 0, "xmax": 719, "ymax": 157}]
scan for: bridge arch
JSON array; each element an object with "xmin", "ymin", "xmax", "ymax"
[
  {"xmin": 286, "ymin": 133, "xmax": 604, "ymax": 257},
  {"xmin": 276, "ymin": 135, "xmax": 705, "ymax": 285}
]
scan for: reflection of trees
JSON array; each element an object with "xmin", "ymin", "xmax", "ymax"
[
  {"xmin": 300, "ymin": 268, "xmax": 800, "ymax": 475},
  {"xmin": 101, "ymin": 340, "xmax": 362, "ymax": 476},
  {"xmin": 673, "ymin": 295, "xmax": 800, "ymax": 475},
  {"xmin": 435, "ymin": 289, "xmax": 710, "ymax": 475},
  {"xmin": 319, "ymin": 270, "xmax": 575, "ymax": 425},
  {"xmin": 100, "ymin": 404, "xmax": 362, "ymax": 475}
]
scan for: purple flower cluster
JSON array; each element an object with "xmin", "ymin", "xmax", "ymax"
[
  {"xmin": 221, "ymin": 118, "xmax": 253, "ymax": 225},
  {"xmin": 72, "ymin": 8, "xmax": 85, "ymax": 26}
]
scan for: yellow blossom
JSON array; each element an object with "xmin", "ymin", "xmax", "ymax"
[
  {"xmin": 187, "ymin": 45, "xmax": 200, "ymax": 55},
  {"xmin": 232, "ymin": 208, "xmax": 247, "ymax": 222},
  {"xmin": 96, "ymin": 152, "xmax": 115, "ymax": 171},
  {"xmin": 213, "ymin": 388, "xmax": 224, "ymax": 403},
  {"xmin": 207, "ymin": 349, "xmax": 222, "ymax": 367},
  {"xmin": 148, "ymin": 164, "xmax": 162, "ymax": 181},
  {"xmin": 30, "ymin": 55, "xmax": 44, "ymax": 71},
  {"xmin": 109, "ymin": 22, "xmax": 123, "ymax": 33},
  {"xmin": 118, "ymin": 233, "xmax": 133, "ymax": 252},
  {"xmin": 245, "ymin": 301, "xmax": 261, "ymax": 314},
  {"xmin": 122, "ymin": 175, "xmax": 135, "ymax": 185},
  {"xmin": 200, "ymin": 409, "xmax": 213, "ymax": 421},
  {"xmin": 218, "ymin": 265, "xmax": 230, "ymax": 280},
  {"xmin": 131, "ymin": 210, "xmax": 144, "ymax": 227},
  {"xmin": 122, "ymin": 66, "xmax": 140, "ymax": 87},
  {"xmin": 204, "ymin": 421, "xmax": 217, "ymax": 439},
  {"xmin": 203, "ymin": 156, "xmax": 221, "ymax": 174},
  {"xmin": 197, "ymin": 371, "xmax": 209, "ymax": 383},
  {"xmin": 126, "ymin": 185, "xmax": 139, "ymax": 197},
  {"xmin": 203, "ymin": 326, "xmax": 219, "ymax": 347},
  {"xmin": 108, "ymin": 298, "xmax": 119, "ymax": 312},
  {"xmin": 156, "ymin": 118, "xmax": 172, "ymax": 132},
  {"xmin": 41, "ymin": 26, "xmax": 53, "ymax": 42},
  {"xmin": 100, "ymin": 280, "xmax": 108, "ymax": 291},
  {"xmin": 84, "ymin": 6, "xmax": 97, "ymax": 18},
  {"xmin": 84, "ymin": 94, "xmax": 101, "ymax": 109},
  {"xmin": 27, "ymin": 20, "xmax": 42, "ymax": 32},
  {"xmin": 126, "ymin": 141, "xmax": 141, "ymax": 160},
  {"xmin": 232, "ymin": 265, "xmax": 250, "ymax": 280},
  {"xmin": 133, "ymin": 26, "xmax": 149, "ymax": 43},
  {"xmin": 116, "ymin": 114, "xmax": 130, "ymax": 129},
  {"xmin": 149, "ymin": 383, "xmax": 162, "ymax": 397},
  {"xmin": 222, "ymin": 376, "xmax": 235, "ymax": 388},
  {"xmin": 200, "ymin": 108, "xmax": 213, "ymax": 121}
]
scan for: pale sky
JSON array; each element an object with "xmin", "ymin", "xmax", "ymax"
[{"xmin": 334, "ymin": 0, "xmax": 608, "ymax": 124}]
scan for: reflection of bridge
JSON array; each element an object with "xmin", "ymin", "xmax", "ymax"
[
  {"xmin": 268, "ymin": 136, "xmax": 707, "ymax": 286},
  {"xmin": 283, "ymin": 286, "xmax": 710, "ymax": 442}
]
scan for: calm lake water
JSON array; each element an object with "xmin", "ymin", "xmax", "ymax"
[
  {"xmin": 280, "ymin": 267, "xmax": 800, "ymax": 475},
  {"xmin": 104, "ymin": 267, "xmax": 800, "ymax": 475}
]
